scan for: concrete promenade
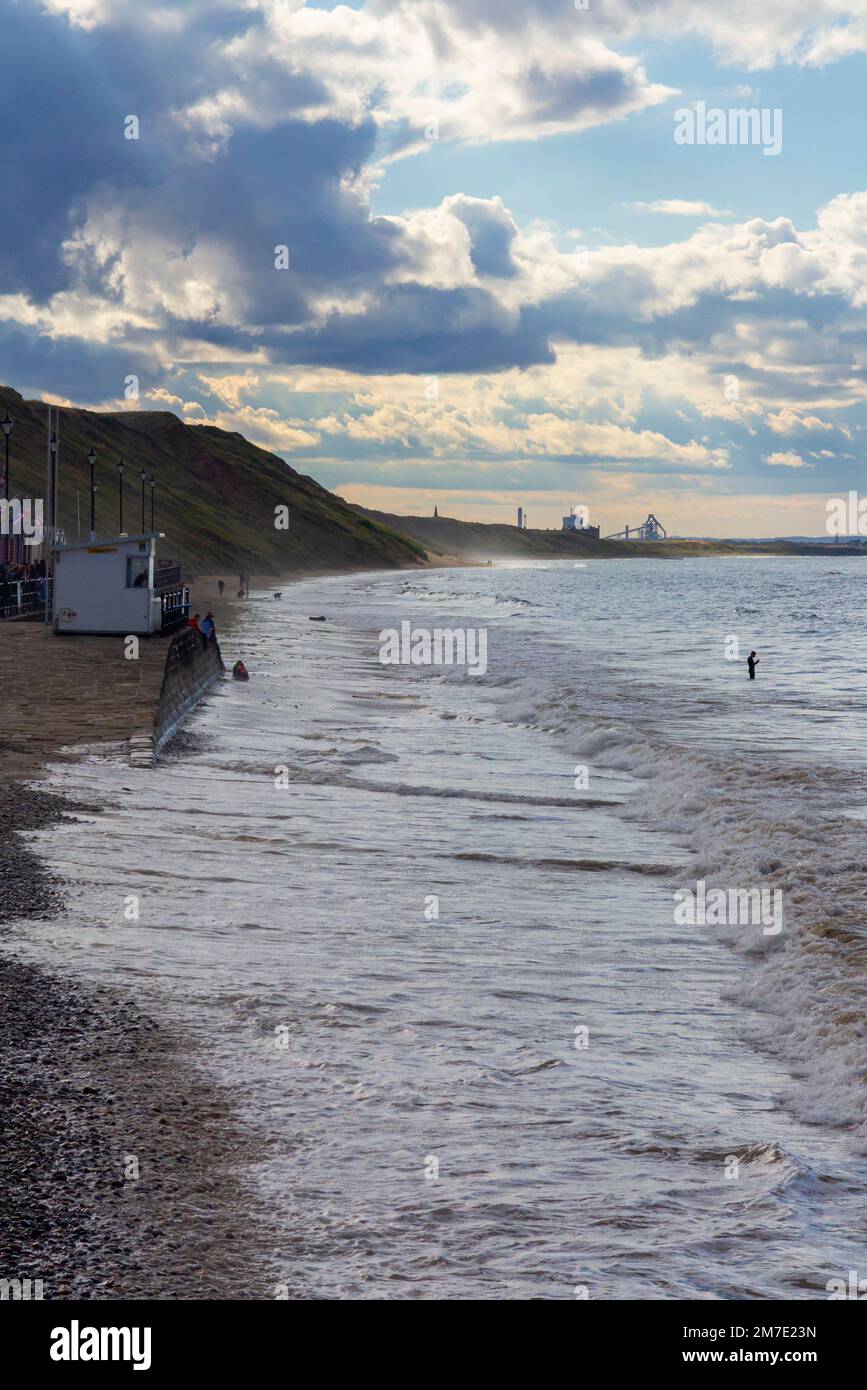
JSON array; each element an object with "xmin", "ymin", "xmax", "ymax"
[{"xmin": 0, "ymin": 622, "xmax": 169, "ymax": 782}]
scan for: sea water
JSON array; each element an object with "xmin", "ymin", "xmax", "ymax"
[{"xmin": 10, "ymin": 556, "xmax": 867, "ymax": 1298}]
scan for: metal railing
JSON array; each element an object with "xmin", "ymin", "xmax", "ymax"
[
  {"xmin": 160, "ymin": 586, "xmax": 190, "ymax": 635},
  {"xmin": 154, "ymin": 563, "xmax": 182, "ymax": 590},
  {"xmin": 0, "ymin": 575, "xmax": 51, "ymax": 621}
]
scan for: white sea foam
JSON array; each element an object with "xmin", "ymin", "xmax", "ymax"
[{"xmin": 7, "ymin": 556, "xmax": 867, "ymax": 1296}]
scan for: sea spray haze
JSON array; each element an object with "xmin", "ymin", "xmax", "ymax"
[{"xmin": 7, "ymin": 557, "xmax": 867, "ymax": 1298}]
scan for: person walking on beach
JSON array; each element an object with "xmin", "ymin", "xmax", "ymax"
[
  {"xmin": 218, "ymin": 579, "xmax": 225, "ymax": 597},
  {"xmin": 747, "ymin": 650, "xmax": 759, "ymax": 680}
]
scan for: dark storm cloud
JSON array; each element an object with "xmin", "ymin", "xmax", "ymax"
[
  {"xmin": 157, "ymin": 120, "xmax": 403, "ymax": 323},
  {"xmin": 206, "ymin": 283, "xmax": 556, "ymax": 372},
  {"xmin": 5, "ymin": 2, "xmax": 557, "ymax": 382},
  {"xmin": 449, "ymin": 198, "xmax": 519, "ymax": 279},
  {"xmin": 521, "ymin": 63, "xmax": 645, "ymax": 122},
  {"xmin": 2, "ymin": 5, "xmax": 141, "ymax": 300},
  {"xmin": 0, "ymin": 3, "xmax": 267, "ymax": 302},
  {"xmin": 0, "ymin": 319, "xmax": 155, "ymax": 401},
  {"xmin": 5, "ymin": 0, "xmax": 865, "ymax": 413}
]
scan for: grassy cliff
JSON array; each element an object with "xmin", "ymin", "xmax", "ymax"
[
  {"xmin": 3, "ymin": 383, "xmax": 859, "ymax": 576},
  {"xmin": 0, "ymin": 386, "xmax": 426, "ymax": 576}
]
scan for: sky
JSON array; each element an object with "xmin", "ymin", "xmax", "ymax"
[{"xmin": 3, "ymin": 1, "xmax": 867, "ymax": 536}]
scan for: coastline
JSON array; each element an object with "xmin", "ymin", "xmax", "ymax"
[
  {"xmin": 0, "ymin": 564, "xmax": 430, "ymax": 1300},
  {"xmin": 0, "ymin": 784, "xmax": 275, "ymax": 1299},
  {"xmin": 0, "ymin": 567, "xmax": 393, "ymax": 1300},
  {"xmin": 5, "ymin": 557, "xmax": 864, "ymax": 1299},
  {"xmin": 0, "ymin": 579, "xmax": 285, "ymax": 1300},
  {"xmin": 0, "ymin": 552, "xmax": 778, "ymax": 1303}
]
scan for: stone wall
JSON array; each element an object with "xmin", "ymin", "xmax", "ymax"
[{"xmin": 130, "ymin": 628, "xmax": 223, "ymax": 767}]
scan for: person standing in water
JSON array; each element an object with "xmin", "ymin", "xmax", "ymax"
[{"xmin": 747, "ymin": 650, "xmax": 759, "ymax": 680}]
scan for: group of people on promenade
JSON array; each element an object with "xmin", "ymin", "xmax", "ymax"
[
  {"xmin": 188, "ymin": 611, "xmax": 218, "ymax": 650},
  {"xmin": 188, "ymin": 605, "xmax": 248, "ymax": 680},
  {"xmin": 0, "ymin": 557, "xmax": 48, "ymax": 613}
]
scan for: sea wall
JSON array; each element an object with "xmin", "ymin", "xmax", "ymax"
[{"xmin": 130, "ymin": 628, "xmax": 223, "ymax": 767}]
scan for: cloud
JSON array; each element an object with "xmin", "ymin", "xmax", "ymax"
[
  {"xmin": 766, "ymin": 408, "xmax": 837, "ymax": 435},
  {"xmin": 629, "ymin": 200, "xmax": 732, "ymax": 217},
  {"xmin": 198, "ymin": 2, "xmax": 676, "ymax": 160},
  {"xmin": 5, "ymin": 0, "xmax": 867, "ymax": 532},
  {"xmin": 762, "ymin": 450, "xmax": 813, "ymax": 468},
  {"xmin": 589, "ymin": 0, "xmax": 867, "ymax": 71}
]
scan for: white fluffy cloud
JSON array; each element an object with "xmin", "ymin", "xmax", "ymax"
[
  {"xmin": 762, "ymin": 450, "xmax": 813, "ymax": 468},
  {"xmin": 9, "ymin": 0, "xmax": 867, "ymax": 533},
  {"xmin": 174, "ymin": 1, "xmax": 676, "ymax": 158},
  {"xmin": 629, "ymin": 200, "xmax": 732, "ymax": 217}
]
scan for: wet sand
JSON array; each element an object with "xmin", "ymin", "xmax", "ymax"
[
  {"xmin": 0, "ymin": 590, "xmax": 275, "ymax": 1299},
  {"xmin": 0, "ymin": 563, "xmax": 447, "ymax": 1299},
  {"xmin": 0, "ymin": 782, "xmax": 276, "ymax": 1299}
]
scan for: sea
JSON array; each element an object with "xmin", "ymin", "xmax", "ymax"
[{"xmin": 9, "ymin": 556, "xmax": 867, "ymax": 1299}]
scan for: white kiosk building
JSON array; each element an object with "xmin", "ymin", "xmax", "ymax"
[{"xmin": 52, "ymin": 533, "xmax": 188, "ymax": 636}]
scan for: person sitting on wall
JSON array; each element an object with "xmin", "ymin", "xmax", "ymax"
[
  {"xmin": 200, "ymin": 612, "xmax": 217, "ymax": 648},
  {"xmin": 188, "ymin": 612, "xmax": 201, "ymax": 631},
  {"xmin": 232, "ymin": 660, "xmax": 249, "ymax": 681}
]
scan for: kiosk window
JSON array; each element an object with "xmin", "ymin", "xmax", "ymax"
[{"xmin": 127, "ymin": 557, "xmax": 150, "ymax": 588}]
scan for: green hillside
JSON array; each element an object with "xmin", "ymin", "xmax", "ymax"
[
  {"xmin": 0, "ymin": 386, "xmax": 426, "ymax": 576},
  {"xmin": 3, "ymin": 383, "xmax": 860, "ymax": 577}
]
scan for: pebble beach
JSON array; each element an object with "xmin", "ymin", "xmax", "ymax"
[{"xmin": 0, "ymin": 591, "xmax": 276, "ymax": 1300}]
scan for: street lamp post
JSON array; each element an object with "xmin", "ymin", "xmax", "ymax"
[
  {"xmin": 87, "ymin": 448, "xmax": 97, "ymax": 540},
  {"xmin": 1, "ymin": 414, "xmax": 12, "ymax": 564},
  {"xmin": 1, "ymin": 413, "xmax": 12, "ymax": 498},
  {"xmin": 48, "ymin": 434, "xmax": 58, "ymax": 537},
  {"xmin": 117, "ymin": 458, "xmax": 125, "ymax": 535},
  {"xmin": 140, "ymin": 469, "xmax": 147, "ymax": 532},
  {"xmin": 149, "ymin": 474, "xmax": 155, "ymax": 532}
]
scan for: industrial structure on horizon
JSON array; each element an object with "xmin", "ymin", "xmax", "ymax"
[
  {"xmin": 605, "ymin": 514, "xmax": 667, "ymax": 541},
  {"xmin": 512, "ymin": 504, "xmax": 666, "ymax": 541},
  {"xmin": 562, "ymin": 505, "xmax": 600, "ymax": 539}
]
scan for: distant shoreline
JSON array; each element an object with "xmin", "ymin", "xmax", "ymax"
[{"xmin": 352, "ymin": 506, "xmax": 867, "ymax": 565}]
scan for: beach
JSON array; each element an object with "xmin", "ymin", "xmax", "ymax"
[
  {"xmin": 0, "ymin": 786, "xmax": 275, "ymax": 1298},
  {"xmin": 3, "ymin": 557, "xmax": 865, "ymax": 1299},
  {"xmin": 0, "ymin": 586, "xmax": 278, "ymax": 1300}
]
